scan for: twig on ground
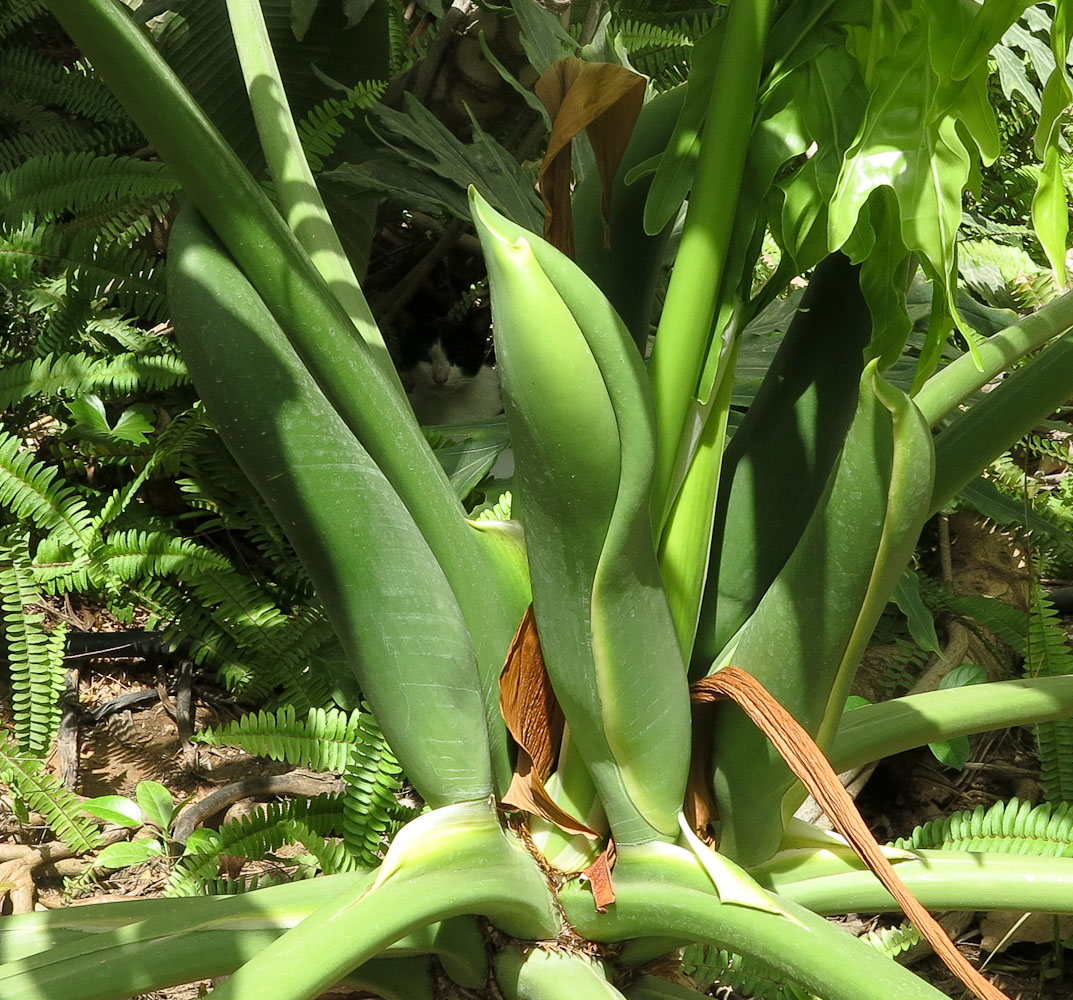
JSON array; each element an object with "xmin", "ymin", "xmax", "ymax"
[{"xmin": 170, "ymin": 772, "xmax": 345, "ymax": 845}]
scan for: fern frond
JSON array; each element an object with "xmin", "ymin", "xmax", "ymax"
[
  {"xmin": 166, "ymin": 795, "xmax": 345, "ymax": 897},
  {"xmin": 959, "ymin": 478, "xmax": 1073, "ymax": 561},
  {"xmin": 893, "ymin": 797, "xmax": 1073, "ymax": 855},
  {"xmin": 861, "ymin": 921, "xmax": 922, "ymax": 959},
  {"xmin": 298, "ymin": 81, "xmax": 386, "ymax": 173},
  {"xmin": 613, "ymin": 12, "xmax": 715, "ymax": 90},
  {"xmin": 0, "ymin": 0, "xmax": 45, "ymax": 41},
  {"xmin": 0, "ymin": 541, "xmax": 66, "ymax": 753},
  {"xmin": 194, "ymin": 705, "xmax": 368, "ymax": 774},
  {"xmin": 0, "ymin": 729, "xmax": 101, "ymax": 852},
  {"xmin": 0, "ymin": 351, "xmax": 187, "ymax": 408},
  {"xmin": 150, "ymin": 585, "xmax": 255, "ymax": 688},
  {"xmin": 175, "ymin": 433, "xmax": 303, "ymax": 582},
  {"xmin": 385, "ymin": 0, "xmax": 413, "ymax": 76},
  {"xmin": 96, "ymin": 529, "xmax": 233, "ymax": 581},
  {"xmin": 341, "ymin": 712, "xmax": 409, "ymax": 867},
  {"xmin": 1025, "ymin": 584, "xmax": 1073, "ymax": 802},
  {"xmin": 959, "ymin": 237, "xmax": 1061, "ymax": 310},
  {"xmin": 93, "ymin": 406, "xmax": 210, "ymax": 529},
  {"xmin": 85, "ymin": 314, "xmax": 168, "ymax": 353},
  {"xmin": 0, "ymin": 219, "xmax": 54, "ymax": 283},
  {"xmin": 0, "ymin": 117, "xmax": 109, "ymax": 173},
  {"xmin": 681, "ymin": 945, "xmax": 812, "ymax": 1000},
  {"xmin": 945, "ymin": 593, "xmax": 1030, "ymax": 657},
  {"xmin": 193, "ymin": 703, "xmax": 408, "ymax": 868},
  {"xmin": 472, "ymin": 489, "xmax": 513, "ymax": 521},
  {"xmin": 0, "ymin": 430, "xmax": 94, "ymax": 547},
  {"xmin": 200, "ymin": 868, "xmax": 315, "ymax": 895},
  {"xmin": 140, "ymin": 573, "xmax": 328, "ymax": 704},
  {"xmin": 65, "ymin": 232, "xmax": 167, "ymax": 323},
  {"xmin": 300, "ymin": 837, "xmax": 365, "ymax": 876},
  {"xmin": 31, "ymin": 529, "xmax": 102, "ymax": 595},
  {"xmin": 1019, "ymin": 431, "xmax": 1072, "ymax": 465},
  {"xmin": 0, "ymin": 151, "xmax": 178, "ymax": 229},
  {"xmin": 253, "ymin": 609, "xmax": 336, "ymax": 711},
  {"xmin": 288, "ymin": 825, "xmax": 362, "ymax": 874},
  {"xmin": 0, "ymin": 225, "xmax": 167, "ymax": 323},
  {"xmin": 0, "ymin": 48, "xmax": 129, "ymax": 127},
  {"xmin": 75, "ymin": 195, "xmax": 173, "ymax": 247},
  {"xmin": 616, "ymin": 17, "xmax": 694, "ymax": 48}
]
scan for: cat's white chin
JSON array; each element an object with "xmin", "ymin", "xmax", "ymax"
[{"xmin": 408, "ymin": 366, "xmax": 502, "ymax": 425}]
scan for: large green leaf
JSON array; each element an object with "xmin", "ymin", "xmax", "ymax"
[
  {"xmin": 710, "ymin": 363, "xmax": 934, "ymax": 865},
  {"xmin": 168, "ymin": 207, "xmax": 495, "ymax": 807},
  {"xmin": 696, "ymin": 253, "xmax": 870, "ymax": 667}
]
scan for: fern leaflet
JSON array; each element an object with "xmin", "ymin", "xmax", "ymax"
[
  {"xmin": 0, "ymin": 729, "xmax": 101, "ymax": 852},
  {"xmin": 0, "ymin": 538, "xmax": 66, "ymax": 753},
  {"xmin": 195, "ymin": 705, "xmax": 369, "ymax": 774},
  {"xmin": 0, "ymin": 430, "xmax": 94, "ymax": 546},
  {"xmin": 1025, "ymin": 584, "xmax": 1073, "ymax": 802},
  {"xmin": 893, "ymin": 797, "xmax": 1073, "ymax": 856},
  {"xmin": 166, "ymin": 795, "xmax": 345, "ymax": 897}
]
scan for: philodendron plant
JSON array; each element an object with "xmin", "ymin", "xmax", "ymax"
[{"xmin": 6, "ymin": 1, "xmax": 1073, "ymax": 998}]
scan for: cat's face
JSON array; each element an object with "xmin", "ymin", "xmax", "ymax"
[
  {"xmin": 393, "ymin": 305, "xmax": 502, "ymax": 424},
  {"xmin": 397, "ymin": 316, "xmax": 491, "ymax": 395},
  {"xmin": 408, "ymin": 334, "xmax": 479, "ymax": 396}
]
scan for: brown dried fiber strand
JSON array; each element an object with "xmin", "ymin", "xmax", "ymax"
[{"xmin": 692, "ymin": 667, "xmax": 1011, "ymax": 1000}]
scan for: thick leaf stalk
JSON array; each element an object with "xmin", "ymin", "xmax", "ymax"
[
  {"xmin": 773, "ymin": 851, "xmax": 1073, "ymax": 917},
  {"xmin": 562, "ymin": 844, "xmax": 953, "ymax": 1000},
  {"xmin": 648, "ymin": 0, "xmax": 774, "ymax": 524},
  {"xmin": 168, "ymin": 207, "xmax": 498, "ymax": 806},
  {"xmin": 930, "ymin": 327, "xmax": 1073, "ymax": 512},
  {"xmin": 471, "ymin": 191, "xmax": 691, "ymax": 846},
  {"xmin": 711, "ymin": 363, "xmax": 934, "ymax": 865},
  {"xmin": 0, "ymin": 875, "xmax": 490, "ymax": 999},
  {"xmin": 207, "ymin": 801, "xmax": 559, "ymax": 1000},
  {"xmin": 829, "ymin": 675, "xmax": 1073, "ymax": 773}
]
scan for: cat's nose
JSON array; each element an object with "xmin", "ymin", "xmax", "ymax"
[{"xmin": 433, "ymin": 370, "xmax": 449, "ymax": 385}]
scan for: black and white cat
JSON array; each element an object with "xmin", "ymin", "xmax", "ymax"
[{"xmin": 394, "ymin": 307, "xmax": 503, "ymax": 426}]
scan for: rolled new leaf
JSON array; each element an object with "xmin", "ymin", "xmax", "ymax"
[
  {"xmin": 472, "ymin": 191, "xmax": 691, "ymax": 846},
  {"xmin": 711, "ymin": 362, "xmax": 934, "ymax": 865},
  {"xmin": 168, "ymin": 207, "xmax": 493, "ymax": 808}
]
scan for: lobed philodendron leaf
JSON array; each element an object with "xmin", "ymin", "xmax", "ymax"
[
  {"xmin": 471, "ymin": 190, "xmax": 691, "ymax": 846},
  {"xmin": 771, "ymin": 40, "xmax": 866, "ymax": 273},
  {"xmin": 711, "ymin": 362, "xmax": 934, "ymax": 866},
  {"xmin": 829, "ymin": 2, "xmax": 1002, "ymax": 329}
]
